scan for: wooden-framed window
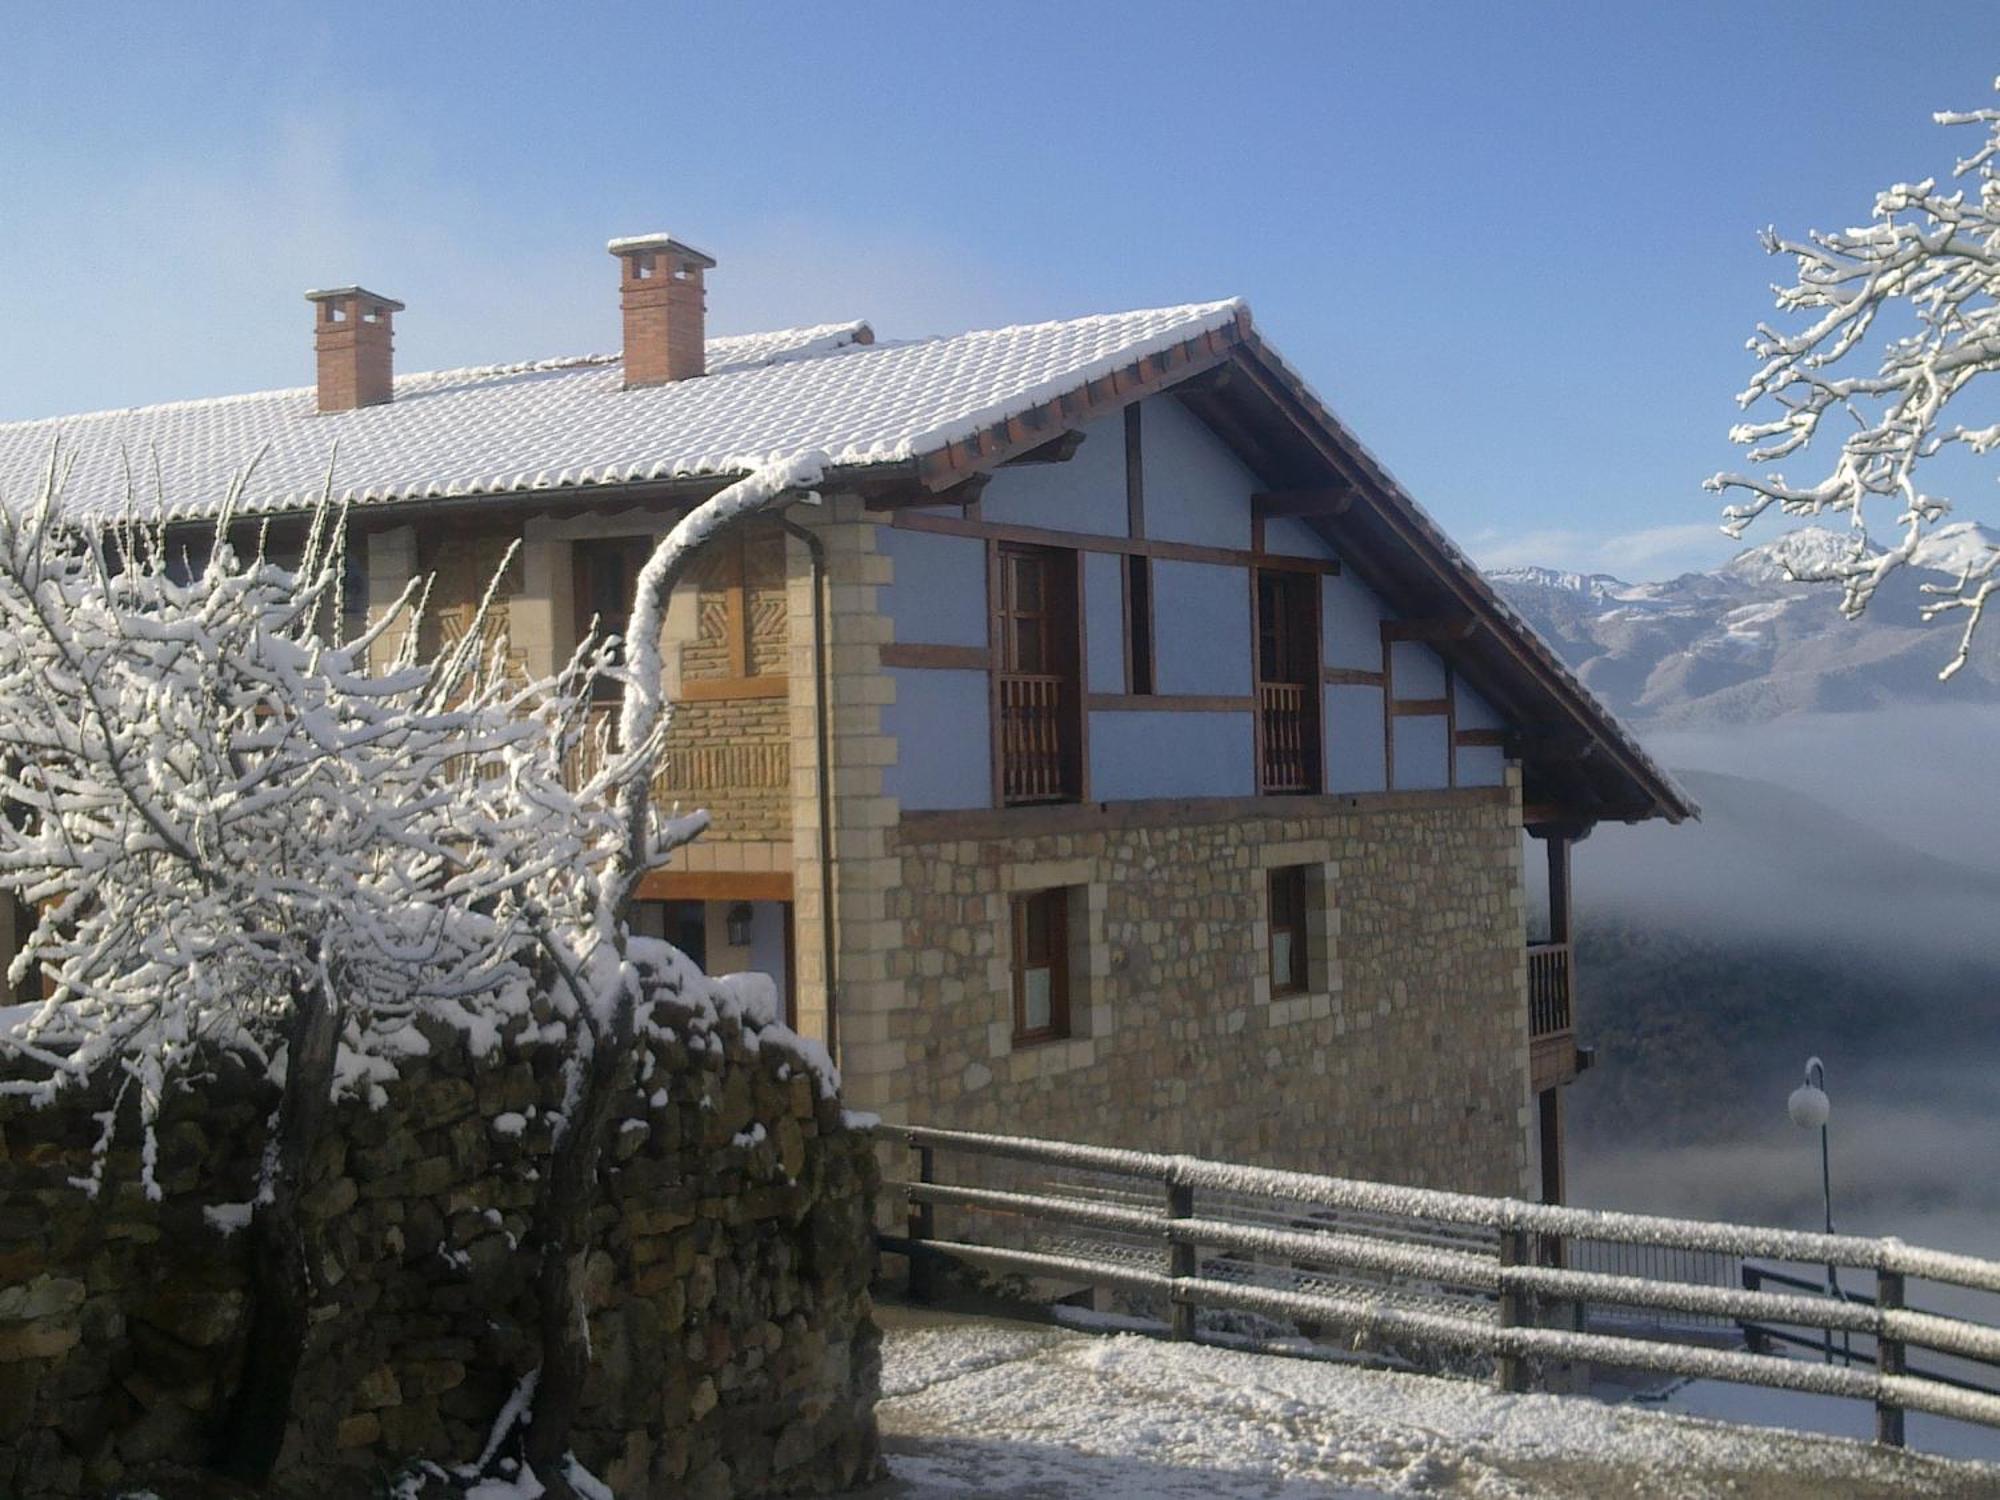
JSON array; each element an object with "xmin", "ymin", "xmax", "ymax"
[
  {"xmin": 572, "ymin": 536, "xmax": 654, "ymax": 702},
  {"xmin": 996, "ymin": 544, "xmax": 1082, "ymax": 804},
  {"xmin": 1011, "ymin": 888, "xmax": 1072, "ymax": 1043},
  {"xmin": 1255, "ymin": 568, "xmax": 1322, "ymax": 794},
  {"xmin": 1267, "ymin": 866, "xmax": 1309, "ymax": 996}
]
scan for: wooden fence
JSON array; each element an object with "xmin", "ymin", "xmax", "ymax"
[{"xmin": 877, "ymin": 1123, "xmax": 2000, "ymax": 1451}]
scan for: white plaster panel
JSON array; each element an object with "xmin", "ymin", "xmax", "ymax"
[
  {"xmin": 1153, "ymin": 559, "xmax": 1251, "ymax": 696},
  {"xmin": 1322, "ymin": 569, "xmax": 1388, "ymax": 670},
  {"xmin": 882, "ymin": 667, "xmax": 990, "ymax": 811},
  {"xmin": 1325, "ymin": 685, "xmax": 1387, "ymax": 794},
  {"xmin": 1140, "ymin": 396, "xmax": 1253, "ymax": 550},
  {"xmin": 1456, "ymin": 679, "xmax": 1504, "ymax": 730},
  {"xmin": 878, "ymin": 525, "xmax": 988, "ymax": 648},
  {"xmin": 1456, "ymin": 744, "xmax": 1506, "ymax": 787},
  {"xmin": 1393, "ymin": 714, "xmax": 1452, "ymax": 790},
  {"xmin": 1089, "ymin": 710, "xmax": 1255, "ymax": 801},
  {"xmin": 1262, "ymin": 515, "xmax": 1336, "ymax": 560},
  {"xmin": 1084, "ymin": 550, "xmax": 1125, "ymax": 694},
  {"xmin": 1390, "ymin": 640, "xmax": 1449, "ymax": 700},
  {"xmin": 977, "ymin": 411, "xmax": 1127, "ymax": 536}
]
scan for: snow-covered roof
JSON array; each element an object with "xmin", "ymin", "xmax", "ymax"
[
  {"xmin": 0, "ymin": 303, "xmax": 1242, "ymax": 523},
  {"xmin": 0, "ymin": 291, "xmax": 1687, "ymax": 820}
]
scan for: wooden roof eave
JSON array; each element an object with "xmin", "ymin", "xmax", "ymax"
[
  {"xmin": 904, "ymin": 311, "xmax": 1250, "ymax": 497},
  {"xmin": 1207, "ymin": 338, "xmax": 1695, "ymax": 826}
]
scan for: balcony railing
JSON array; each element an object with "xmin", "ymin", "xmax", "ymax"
[
  {"xmin": 1258, "ymin": 682, "xmax": 1314, "ymax": 793},
  {"xmin": 1527, "ymin": 942, "xmax": 1572, "ymax": 1038},
  {"xmin": 563, "ymin": 698, "xmax": 788, "ymax": 803},
  {"xmin": 1000, "ymin": 672, "xmax": 1072, "ymax": 804}
]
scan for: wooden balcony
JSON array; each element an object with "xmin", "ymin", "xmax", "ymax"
[
  {"xmin": 999, "ymin": 672, "xmax": 1075, "ymax": 804},
  {"xmin": 1527, "ymin": 942, "xmax": 1572, "ymax": 1038},
  {"xmin": 1258, "ymin": 682, "xmax": 1315, "ymax": 793},
  {"xmin": 1527, "ymin": 941, "xmax": 1581, "ymax": 1091},
  {"xmin": 563, "ymin": 697, "xmax": 789, "ymax": 809}
]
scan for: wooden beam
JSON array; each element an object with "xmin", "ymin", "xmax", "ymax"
[
  {"xmin": 1253, "ymin": 488, "xmax": 1354, "ymax": 519},
  {"xmin": 880, "ymin": 643, "xmax": 992, "ymax": 671},
  {"xmin": 1323, "ymin": 666, "xmax": 1385, "ymax": 687},
  {"xmin": 1453, "ymin": 727, "xmax": 1508, "ymax": 748},
  {"xmin": 636, "ymin": 869, "xmax": 794, "ymax": 903},
  {"xmin": 1086, "ymin": 693, "xmax": 1254, "ymax": 713},
  {"xmin": 1390, "ymin": 698, "xmax": 1451, "ymax": 717},
  {"xmin": 677, "ymin": 676, "xmax": 789, "ymax": 702},
  {"xmin": 1125, "ymin": 404, "xmax": 1145, "ymax": 540},
  {"xmin": 891, "ymin": 510, "xmax": 1337, "ymax": 575},
  {"xmin": 1002, "ymin": 429, "xmax": 1088, "ymax": 466},
  {"xmin": 1515, "ymin": 730, "xmax": 1599, "ymax": 762},
  {"xmin": 1382, "ymin": 617, "xmax": 1478, "ymax": 643}
]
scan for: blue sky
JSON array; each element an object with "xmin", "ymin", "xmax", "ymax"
[{"xmin": 2, "ymin": 2, "xmax": 1996, "ymax": 578}]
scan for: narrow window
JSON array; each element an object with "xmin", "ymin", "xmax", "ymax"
[
  {"xmin": 340, "ymin": 548, "xmax": 369, "ymax": 645},
  {"xmin": 997, "ymin": 545, "xmax": 1081, "ymax": 803},
  {"xmin": 1255, "ymin": 568, "xmax": 1322, "ymax": 794},
  {"xmin": 572, "ymin": 537, "xmax": 653, "ymax": 702},
  {"xmin": 1125, "ymin": 553, "xmax": 1155, "ymax": 695},
  {"xmin": 1268, "ymin": 866, "xmax": 1309, "ymax": 995},
  {"xmin": 1012, "ymin": 888, "xmax": 1072, "ymax": 1042}
]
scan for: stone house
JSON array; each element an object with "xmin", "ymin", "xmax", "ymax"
[{"xmin": 0, "ymin": 235, "xmax": 1693, "ymax": 1201}]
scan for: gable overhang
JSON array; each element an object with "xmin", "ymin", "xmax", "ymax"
[
  {"xmin": 877, "ymin": 317, "xmax": 1692, "ymax": 830},
  {"xmin": 1190, "ymin": 337, "xmax": 1695, "ymax": 827}
]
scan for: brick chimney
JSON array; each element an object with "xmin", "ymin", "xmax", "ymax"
[
  {"xmin": 305, "ymin": 286, "xmax": 404, "ymax": 413},
  {"xmin": 608, "ymin": 234, "xmax": 716, "ymax": 387}
]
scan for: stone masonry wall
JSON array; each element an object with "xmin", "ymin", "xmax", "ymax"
[
  {"xmin": 0, "ymin": 1000, "xmax": 879, "ymax": 1499},
  {"xmin": 853, "ymin": 786, "xmax": 1533, "ymax": 1195}
]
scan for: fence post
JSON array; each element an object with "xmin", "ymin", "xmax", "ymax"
[
  {"xmin": 1496, "ymin": 1227, "xmax": 1528, "ymax": 1394},
  {"xmin": 1166, "ymin": 1175, "xmax": 1196, "ymax": 1341},
  {"xmin": 1876, "ymin": 1269, "xmax": 1906, "ymax": 1448},
  {"xmin": 907, "ymin": 1142, "xmax": 936, "ymax": 1304}
]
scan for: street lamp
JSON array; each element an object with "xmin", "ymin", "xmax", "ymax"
[{"xmin": 1786, "ymin": 1056, "xmax": 1846, "ymax": 1363}]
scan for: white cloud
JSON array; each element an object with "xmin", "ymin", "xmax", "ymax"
[
  {"xmin": 1464, "ymin": 526, "xmax": 1593, "ymax": 571},
  {"xmin": 1597, "ymin": 521, "xmax": 1735, "ymax": 572},
  {"xmin": 0, "ymin": 105, "xmax": 1036, "ymax": 422},
  {"xmin": 1466, "ymin": 519, "xmax": 1739, "ymax": 579}
]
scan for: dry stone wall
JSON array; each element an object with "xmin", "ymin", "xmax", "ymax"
[{"xmin": 0, "ymin": 997, "xmax": 879, "ymax": 1499}]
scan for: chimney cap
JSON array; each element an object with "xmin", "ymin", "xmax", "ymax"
[
  {"xmin": 304, "ymin": 285, "xmax": 407, "ymax": 313},
  {"xmin": 605, "ymin": 233, "xmax": 716, "ymax": 270}
]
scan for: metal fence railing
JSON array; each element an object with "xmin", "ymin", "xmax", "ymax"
[{"xmin": 876, "ymin": 1123, "xmax": 2000, "ymax": 1452}]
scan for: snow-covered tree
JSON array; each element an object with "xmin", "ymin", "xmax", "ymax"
[
  {"xmin": 511, "ymin": 451, "xmax": 826, "ymax": 1497},
  {"xmin": 0, "ymin": 458, "xmax": 590, "ymax": 1477},
  {"xmin": 0, "ymin": 446, "xmax": 827, "ymax": 1494},
  {"xmin": 1709, "ymin": 78, "xmax": 2000, "ymax": 679}
]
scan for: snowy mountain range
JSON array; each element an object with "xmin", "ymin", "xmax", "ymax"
[{"xmin": 1489, "ymin": 523, "xmax": 2000, "ymax": 727}]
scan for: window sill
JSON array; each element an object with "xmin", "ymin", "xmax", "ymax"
[{"xmin": 1265, "ymin": 989, "xmax": 1334, "ymax": 1029}]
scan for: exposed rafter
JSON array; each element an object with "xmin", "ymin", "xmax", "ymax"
[
  {"xmin": 1253, "ymin": 488, "xmax": 1354, "ymax": 519},
  {"xmin": 1002, "ymin": 429, "xmax": 1088, "ymax": 466},
  {"xmin": 1381, "ymin": 617, "xmax": 1478, "ymax": 643}
]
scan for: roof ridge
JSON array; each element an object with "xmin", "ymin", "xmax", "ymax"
[{"xmin": 0, "ymin": 320, "xmax": 886, "ymax": 432}]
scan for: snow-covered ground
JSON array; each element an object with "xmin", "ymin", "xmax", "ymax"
[{"xmin": 863, "ymin": 1309, "xmax": 2000, "ymax": 1498}]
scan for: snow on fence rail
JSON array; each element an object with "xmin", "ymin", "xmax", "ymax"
[{"xmin": 874, "ymin": 1123, "xmax": 2000, "ymax": 1451}]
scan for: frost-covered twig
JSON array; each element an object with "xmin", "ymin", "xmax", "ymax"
[{"xmin": 1708, "ymin": 78, "xmax": 2000, "ymax": 678}]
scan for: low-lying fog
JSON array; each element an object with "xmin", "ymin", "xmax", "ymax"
[{"xmin": 1562, "ymin": 704, "xmax": 2000, "ymax": 1258}]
